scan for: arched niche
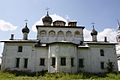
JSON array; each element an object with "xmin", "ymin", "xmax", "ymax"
[
  {"xmin": 66, "ymin": 31, "xmax": 72, "ymax": 37},
  {"xmin": 74, "ymin": 31, "xmax": 80, "ymax": 38},
  {"xmin": 57, "ymin": 31, "xmax": 64, "ymax": 37},
  {"xmin": 49, "ymin": 30, "xmax": 56, "ymax": 37},
  {"xmin": 40, "ymin": 30, "xmax": 47, "ymax": 37}
]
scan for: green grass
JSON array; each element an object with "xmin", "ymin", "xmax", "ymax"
[{"xmin": 0, "ymin": 71, "xmax": 120, "ymax": 80}]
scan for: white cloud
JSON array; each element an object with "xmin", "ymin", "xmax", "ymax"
[
  {"xmin": 32, "ymin": 14, "xmax": 67, "ymax": 32},
  {"xmin": 32, "ymin": 14, "xmax": 118, "ymax": 43},
  {"xmin": 32, "ymin": 20, "xmax": 41, "ymax": 32},
  {"xmin": 50, "ymin": 14, "xmax": 67, "ymax": 22},
  {"xmin": 0, "ymin": 20, "xmax": 17, "ymax": 31},
  {"xmin": 83, "ymin": 29, "xmax": 91, "ymax": 41},
  {"xmin": 98, "ymin": 28, "xmax": 117, "ymax": 42},
  {"xmin": 84, "ymin": 28, "xmax": 117, "ymax": 42},
  {"xmin": 84, "ymin": 28, "xmax": 120, "ymax": 54}
]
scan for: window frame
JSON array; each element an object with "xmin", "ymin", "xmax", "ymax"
[
  {"xmin": 71, "ymin": 57, "xmax": 74, "ymax": 67},
  {"xmin": 100, "ymin": 49, "xmax": 104, "ymax": 56},
  {"xmin": 18, "ymin": 46, "xmax": 23, "ymax": 52},
  {"xmin": 51, "ymin": 57, "xmax": 56, "ymax": 67},
  {"xmin": 15, "ymin": 58, "xmax": 20, "ymax": 68},
  {"xmin": 79, "ymin": 58, "xmax": 84, "ymax": 68},
  {"xmin": 24, "ymin": 58, "xmax": 28, "ymax": 68},
  {"xmin": 61, "ymin": 57, "xmax": 66, "ymax": 66},
  {"xmin": 100, "ymin": 62, "xmax": 105, "ymax": 69},
  {"xmin": 40, "ymin": 58, "xmax": 45, "ymax": 66}
]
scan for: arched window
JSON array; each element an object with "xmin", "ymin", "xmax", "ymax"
[
  {"xmin": 40, "ymin": 30, "xmax": 47, "ymax": 37},
  {"xmin": 66, "ymin": 31, "xmax": 72, "ymax": 37},
  {"xmin": 74, "ymin": 31, "xmax": 80, "ymax": 38},
  {"xmin": 57, "ymin": 31, "xmax": 64, "ymax": 37},
  {"xmin": 49, "ymin": 30, "xmax": 55, "ymax": 37}
]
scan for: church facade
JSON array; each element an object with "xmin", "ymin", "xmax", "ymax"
[{"xmin": 1, "ymin": 12, "xmax": 118, "ymax": 73}]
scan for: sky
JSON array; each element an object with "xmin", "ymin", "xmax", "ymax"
[{"xmin": 0, "ymin": 0, "xmax": 120, "ymax": 58}]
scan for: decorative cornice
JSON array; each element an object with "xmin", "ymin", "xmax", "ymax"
[{"xmin": 36, "ymin": 25, "xmax": 85, "ymax": 29}]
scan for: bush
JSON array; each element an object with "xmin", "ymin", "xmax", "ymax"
[{"xmin": 0, "ymin": 70, "xmax": 120, "ymax": 80}]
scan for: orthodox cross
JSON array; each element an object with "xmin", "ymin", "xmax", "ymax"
[
  {"xmin": 24, "ymin": 19, "xmax": 28, "ymax": 23},
  {"xmin": 46, "ymin": 8, "xmax": 50, "ymax": 12},
  {"xmin": 24, "ymin": 19, "xmax": 28, "ymax": 26},
  {"xmin": 91, "ymin": 22, "xmax": 95, "ymax": 29},
  {"xmin": 91, "ymin": 22, "xmax": 95, "ymax": 25},
  {"xmin": 46, "ymin": 8, "xmax": 50, "ymax": 15}
]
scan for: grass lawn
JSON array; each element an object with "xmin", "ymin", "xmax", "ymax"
[{"xmin": 0, "ymin": 71, "xmax": 120, "ymax": 80}]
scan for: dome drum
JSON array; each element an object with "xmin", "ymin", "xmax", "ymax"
[
  {"xmin": 68, "ymin": 21, "xmax": 77, "ymax": 27},
  {"xmin": 53, "ymin": 20, "xmax": 66, "ymax": 26}
]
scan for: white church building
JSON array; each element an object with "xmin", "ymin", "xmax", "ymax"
[{"xmin": 1, "ymin": 12, "xmax": 118, "ymax": 73}]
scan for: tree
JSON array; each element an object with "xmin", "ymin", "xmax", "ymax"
[{"xmin": 106, "ymin": 59, "xmax": 114, "ymax": 72}]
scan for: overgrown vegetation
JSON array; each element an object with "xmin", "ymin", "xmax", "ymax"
[{"xmin": 0, "ymin": 70, "xmax": 120, "ymax": 80}]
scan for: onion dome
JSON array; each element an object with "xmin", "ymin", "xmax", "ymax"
[
  {"xmin": 91, "ymin": 25, "xmax": 98, "ymax": 36},
  {"xmin": 22, "ymin": 23, "xmax": 30, "ymax": 33},
  {"xmin": 42, "ymin": 11, "xmax": 52, "ymax": 24}
]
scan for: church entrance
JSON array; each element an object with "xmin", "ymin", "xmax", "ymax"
[
  {"xmin": 49, "ymin": 57, "xmax": 56, "ymax": 73},
  {"xmin": 52, "ymin": 57, "xmax": 56, "ymax": 68}
]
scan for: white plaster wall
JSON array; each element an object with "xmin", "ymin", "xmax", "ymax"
[
  {"xmin": 78, "ymin": 44, "xmax": 118, "ymax": 73},
  {"xmin": 116, "ymin": 45, "xmax": 120, "ymax": 71},
  {"xmin": 1, "ymin": 43, "xmax": 34, "ymax": 71},
  {"xmin": 32, "ymin": 47, "xmax": 48, "ymax": 72},
  {"xmin": 1, "ymin": 42, "xmax": 118, "ymax": 73},
  {"xmin": 37, "ymin": 27, "xmax": 83, "ymax": 44},
  {"xmin": 48, "ymin": 43, "xmax": 77, "ymax": 73},
  {"xmin": 77, "ymin": 48, "xmax": 92, "ymax": 72},
  {"xmin": 1, "ymin": 42, "xmax": 49, "ymax": 72}
]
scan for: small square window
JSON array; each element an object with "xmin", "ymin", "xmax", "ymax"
[
  {"xmin": 61, "ymin": 57, "xmax": 66, "ymax": 66},
  {"xmin": 18, "ymin": 46, "xmax": 23, "ymax": 52},
  {"xmin": 100, "ymin": 49, "xmax": 104, "ymax": 56},
  {"xmin": 40, "ymin": 58, "xmax": 45, "ymax": 66}
]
